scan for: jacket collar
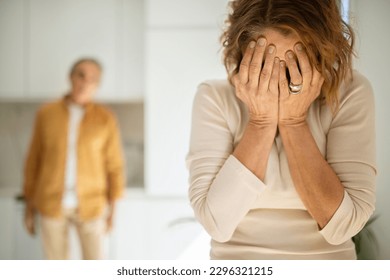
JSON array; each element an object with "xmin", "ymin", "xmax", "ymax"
[{"xmin": 61, "ymin": 94, "xmax": 94, "ymax": 112}]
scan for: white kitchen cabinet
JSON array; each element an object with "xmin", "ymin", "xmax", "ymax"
[
  {"xmin": 28, "ymin": 0, "xmax": 116, "ymax": 100},
  {"xmin": 0, "ymin": 0, "xmax": 24, "ymax": 99},
  {"xmin": 145, "ymin": 29, "xmax": 226, "ymax": 196},
  {"xmin": 108, "ymin": 194, "xmax": 151, "ymax": 259},
  {"xmin": 27, "ymin": 0, "xmax": 112, "ymax": 99},
  {"xmin": 13, "ymin": 199, "xmax": 44, "ymax": 260},
  {"xmin": 0, "ymin": 195, "xmax": 43, "ymax": 260},
  {"xmin": 121, "ymin": 0, "xmax": 145, "ymax": 100},
  {"xmin": 0, "ymin": 197, "xmax": 14, "ymax": 259},
  {"xmin": 146, "ymin": 198, "xmax": 202, "ymax": 259},
  {"xmin": 146, "ymin": 0, "xmax": 229, "ymax": 28},
  {"xmin": 109, "ymin": 190, "xmax": 202, "ymax": 259},
  {"xmin": 0, "ymin": 0, "xmax": 144, "ymax": 101}
]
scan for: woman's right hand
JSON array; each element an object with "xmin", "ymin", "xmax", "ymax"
[{"xmin": 233, "ymin": 37, "xmax": 279, "ymax": 127}]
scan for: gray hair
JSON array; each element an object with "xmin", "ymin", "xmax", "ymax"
[{"xmin": 69, "ymin": 57, "xmax": 102, "ymax": 76}]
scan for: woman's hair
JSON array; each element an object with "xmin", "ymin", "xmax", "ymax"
[
  {"xmin": 69, "ymin": 57, "xmax": 102, "ymax": 76},
  {"xmin": 221, "ymin": 0, "xmax": 355, "ymax": 107}
]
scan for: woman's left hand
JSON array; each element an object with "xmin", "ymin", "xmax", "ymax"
[{"xmin": 278, "ymin": 43, "xmax": 324, "ymax": 126}]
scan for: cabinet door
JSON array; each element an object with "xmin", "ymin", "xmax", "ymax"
[
  {"xmin": 145, "ymin": 199, "xmax": 203, "ymax": 259},
  {"xmin": 108, "ymin": 196, "xmax": 151, "ymax": 259},
  {"xmin": 28, "ymin": 0, "xmax": 116, "ymax": 99},
  {"xmin": 109, "ymin": 194, "xmax": 203, "ymax": 260},
  {"xmin": 14, "ymin": 201, "xmax": 44, "ymax": 260},
  {"xmin": 27, "ymin": 0, "xmax": 144, "ymax": 101},
  {"xmin": 146, "ymin": 0, "xmax": 228, "ymax": 27},
  {"xmin": 0, "ymin": 198, "xmax": 14, "ymax": 259},
  {"xmin": 0, "ymin": 0, "xmax": 24, "ymax": 99},
  {"xmin": 120, "ymin": 0, "xmax": 145, "ymax": 101}
]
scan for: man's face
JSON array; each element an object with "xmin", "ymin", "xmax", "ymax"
[{"xmin": 70, "ymin": 61, "xmax": 101, "ymax": 105}]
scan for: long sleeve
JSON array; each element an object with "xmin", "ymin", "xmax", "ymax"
[
  {"xmin": 187, "ymin": 82, "xmax": 267, "ymax": 242},
  {"xmin": 104, "ymin": 113, "xmax": 125, "ymax": 200},
  {"xmin": 23, "ymin": 109, "xmax": 43, "ymax": 204},
  {"xmin": 320, "ymin": 73, "xmax": 376, "ymax": 245}
]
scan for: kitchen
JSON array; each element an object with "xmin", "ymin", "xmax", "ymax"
[{"xmin": 0, "ymin": 0, "xmax": 229, "ymax": 260}]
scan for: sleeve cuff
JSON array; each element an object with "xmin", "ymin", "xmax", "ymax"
[
  {"xmin": 206, "ymin": 155, "xmax": 267, "ymax": 242},
  {"xmin": 209, "ymin": 155, "xmax": 267, "ymax": 200},
  {"xmin": 319, "ymin": 190, "xmax": 355, "ymax": 245}
]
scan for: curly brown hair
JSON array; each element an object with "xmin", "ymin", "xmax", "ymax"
[{"xmin": 221, "ymin": 0, "xmax": 355, "ymax": 107}]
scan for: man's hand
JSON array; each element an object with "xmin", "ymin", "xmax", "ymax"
[
  {"xmin": 24, "ymin": 205, "xmax": 36, "ymax": 236},
  {"xmin": 106, "ymin": 201, "xmax": 116, "ymax": 233}
]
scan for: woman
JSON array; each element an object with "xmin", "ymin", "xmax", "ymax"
[{"xmin": 187, "ymin": 0, "xmax": 376, "ymax": 259}]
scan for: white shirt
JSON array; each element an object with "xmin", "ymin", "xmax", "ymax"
[{"xmin": 62, "ymin": 102, "xmax": 85, "ymax": 209}]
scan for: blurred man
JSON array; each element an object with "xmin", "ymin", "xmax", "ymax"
[{"xmin": 23, "ymin": 58, "xmax": 125, "ymax": 259}]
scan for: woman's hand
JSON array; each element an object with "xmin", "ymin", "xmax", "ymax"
[
  {"xmin": 233, "ymin": 37, "xmax": 280, "ymax": 127},
  {"xmin": 278, "ymin": 43, "xmax": 324, "ymax": 126}
]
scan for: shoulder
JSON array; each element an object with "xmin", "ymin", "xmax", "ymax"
[
  {"xmin": 36, "ymin": 99, "xmax": 63, "ymax": 118},
  {"xmin": 337, "ymin": 70, "xmax": 374, "ymax": 112},
  {"xmin": 193, "ymin": 79, "xmax": 238, "ymax": 112},
  {"xmin": 196, "ymin": 79, "xmax": 235, "ymax": 99}
]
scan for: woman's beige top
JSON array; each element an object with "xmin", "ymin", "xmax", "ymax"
[{"xmin": 187, "ymin": 70, "xmax": 376, "ymax": 259}]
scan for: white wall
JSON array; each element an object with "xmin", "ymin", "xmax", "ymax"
[
  {"xmin": 145, "ymin": 0, "xmax": 228, "ymax": 196},
  {"xmin": 351, "ymin": 0, "xmax": 390, "ymax": 259}
]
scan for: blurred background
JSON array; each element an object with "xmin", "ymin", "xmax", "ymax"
[{"xmin": 0, "ymin": 0, "xmax": 389, "ymax": 260}]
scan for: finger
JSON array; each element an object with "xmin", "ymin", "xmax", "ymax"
[
  {"xmin": 248, "ymin": 37, "xmax": 267, "ymax": 86},
  {"xmin": 239, "ymin": 41, "xmax": 256, "ymax": 84},
  {"xmin": 258, "ymin": 44, "xmax": 276, "ymax": 93},
  {"xmin": 31, "ymin": 223, "xmax": 35, "ymax": 235},
  {"xmin": 285, "ymin": 50, "xmax": 303, "ymax": 87},
  {"xmin": 294, "ymin": 43, "xmax": 312, "ymax": 85},
  {"xmin": 232, "ymin": 74, "xmax": 239, "ymax": 88},
  {"xmin": 25, "ymin": 219, "xmax": 34, "ymax": 235},
  {"xmin": 279, "ymin": 60, "xmax": 289, "ymax": 99},
  {"xmin": 311, "ymin": 66, "xmax": 325, "ymax": 87},
  {"xmin": 106, "ymin": 220, "xmax": 113, "ymax": 233},
  {"xmin": 269, "ymin": 57, "xmax": 280, "ymax": 94},
  {"xmin": 311, "ymin": 66, "xmax": 325, "ymax": 96}
]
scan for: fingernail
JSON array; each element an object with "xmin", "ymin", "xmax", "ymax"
[
  {"xmin": 268, "ymin": 45, "xmax": 275, "ymax": 54},
  {"xmin": 296, "ymin": 43, "xmax": 303, "ymax": 51},
  {"xmin": 258, "ymin": 37, "xmax": 266, "ymax": 47},
  {"xmin": 274, "ymin": 57, "xmax": 280, "ymax": 64},
  {"xmin": 249, "ymin": 41, "xmax": 256, "ymax": 49},
  {"xmin": 280, "ymin": 61, "xmax": 286, "ymax": 68},
  {"xmin": 287, "ymin": 51, "xmax": 294, "ymax": 59}
]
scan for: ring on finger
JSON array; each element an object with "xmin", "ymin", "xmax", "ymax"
[{"xmin": 289, "ymin": 82, "xmax": 303, "ymax": 94}]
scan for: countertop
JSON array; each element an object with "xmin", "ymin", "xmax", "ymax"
[
  {"xmin": 0, "ymin": 187, "xmax": 21, "ymax": 199},
  {"xmin": 0, "ymin": 186, "xmax": 188, "ymax": 201}
]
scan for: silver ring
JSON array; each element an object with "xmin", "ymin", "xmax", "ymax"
[{"xmin": 289, "ymin": 82, "xmax": 303, "ymax": 95}]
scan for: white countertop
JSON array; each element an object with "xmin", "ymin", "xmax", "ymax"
[
  {"xmin": 0, "ymin": 186, "xmax": 188, "ymax": 201},
  {"xmin": 0, "ymin": 187, "xmax": 21, "ymax": 199}
]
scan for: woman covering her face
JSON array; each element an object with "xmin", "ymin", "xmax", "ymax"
[{"xmin": 187, "ymin": 0, "xmax": 376, "ymax": 259}]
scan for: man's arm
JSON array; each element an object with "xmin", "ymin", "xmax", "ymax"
[{"xmin": 23, "ymin": 110, "xmax": 43, "ymax": 235}]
